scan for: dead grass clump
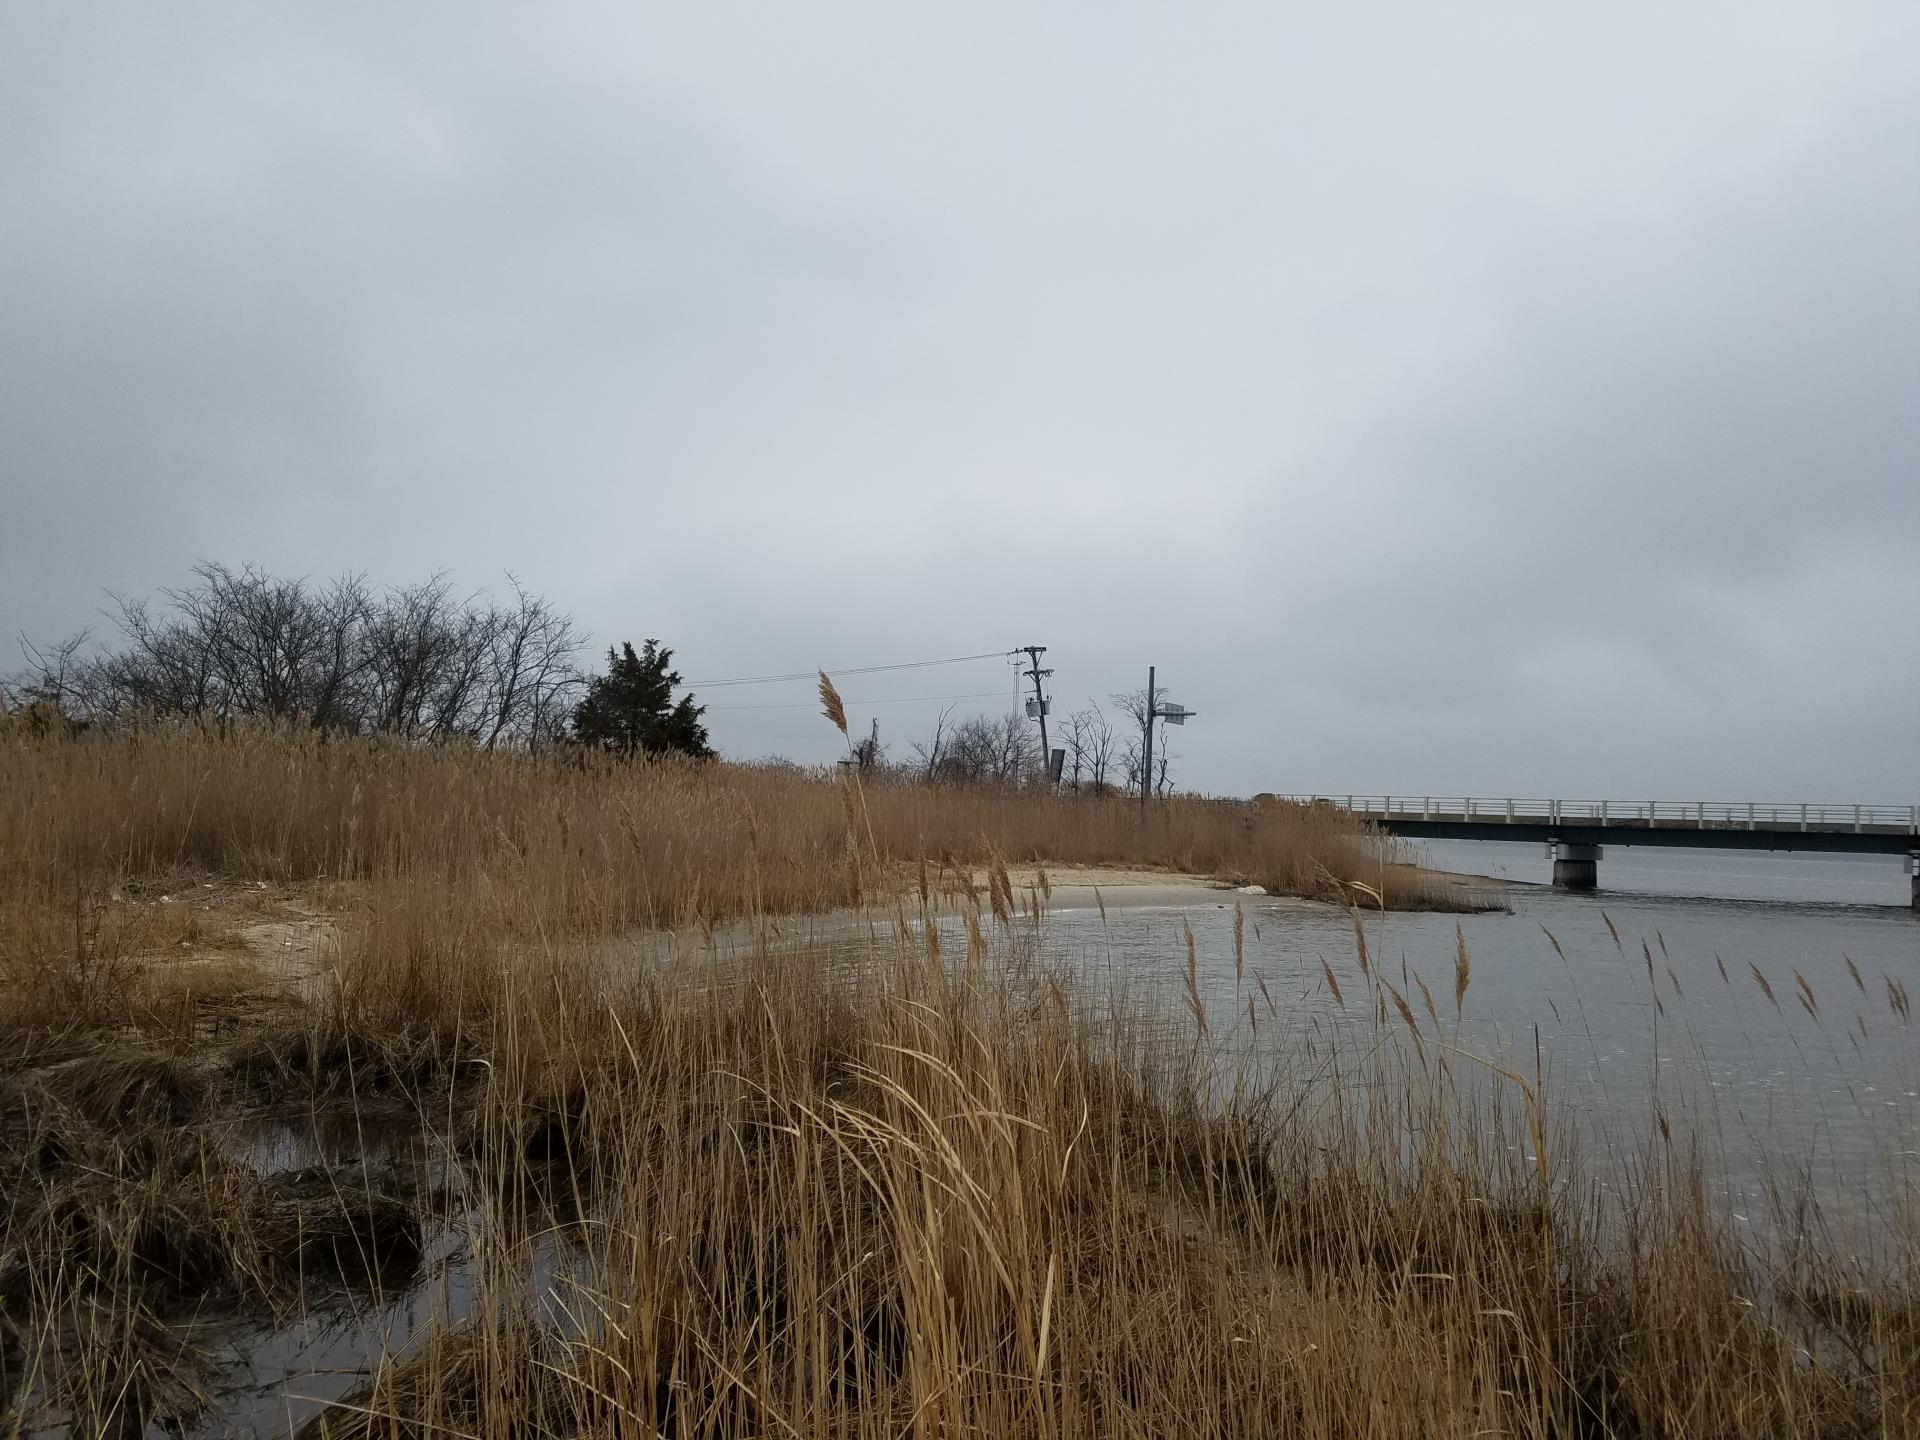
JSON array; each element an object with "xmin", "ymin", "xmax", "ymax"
[
  {"xmin": 1257, "ymin": 1161, "xmax": 1559, "ymax": 1289},
  {"xmin": 41, "ymin": 1046, "xmax": 206, "ymax": 1131},
  {"xmin": 128, "ymin": 954, "xmax": 284, "ymax": 1039},
  {"xmin": 1, "ymin": 1108, "xmax": 424, "ymax": 1321},
  {"xmin": 250, "ymin": 1169, "xmax": 424, "ymax": 1292},
  {"xmin": 0, "ymin": 1076, "xmax": 83, "ymax": 1186},
  {"xmin": 2, "ymin": 1161, "xmax": 244, "ymax": 1314},
  {"xmin": 221, "ymin": 1017, "xmax": 488, "ymax": 1108},
  {"xmin": 40, "ymin": 1298, "xmax": 219, "ymax": 1438},
  {"xmin": 1571, "ymin": 1236, "xmax": 1890, "ymax": 1437},
  {"xmin": 1790, "ymin": 1278, "xmax": 1920, "ymax": 1358}
]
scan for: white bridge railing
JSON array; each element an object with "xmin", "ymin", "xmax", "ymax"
[{"xmin": 1271, "ymin": 796, "xmax": 1920, "ymax": 836}]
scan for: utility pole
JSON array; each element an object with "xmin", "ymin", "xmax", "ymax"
[
  {"xmin": 1141, "ymin": 666, "xmax": 1155, "ymax": 813},
  {"xmin": 1019, "ymin": 644, "xmax": 1054, "ymax": 781},
  {"xmin": 1139, "ymin": 665, "xmax": 1197, "ymax": 811}
]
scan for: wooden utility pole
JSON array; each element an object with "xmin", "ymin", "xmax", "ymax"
[{"xmin": 1020, "ymin": 644, "xmax": 1053, "ymax": 780}]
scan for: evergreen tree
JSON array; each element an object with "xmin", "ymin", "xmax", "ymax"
[{"xmin": 570, "ymin": 640, "xmax": 712, "ymax": 758}]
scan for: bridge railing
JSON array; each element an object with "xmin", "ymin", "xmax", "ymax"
[{"xmin": 1269, "ymin": 796, "xmax": 1920, "ymax": 835}]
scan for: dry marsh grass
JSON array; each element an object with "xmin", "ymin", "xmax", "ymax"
[
  {"xmin": 0, "ymin": 717, "xmax": 1911, "ymax": 1436},
  {"xmin": 0, "ymin": 715, "xmax": 1463, "ymax": 962}
]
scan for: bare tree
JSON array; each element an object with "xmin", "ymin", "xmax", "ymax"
[
  {"xmin": 1059, "ymin": 705, "xmax": 1094, "ymax": 790},
  {"xmin": 1061, "ymin": 702, "xmax": 1119, "ymax": 793},
  {"xmin": 852, "ymin": 718, "xmax": 885, "ymax": 771},
  {"xmin": 8, "ymin": 562, "xmax": 586, "ymax": 746},
  {"xmin": 6, "ymin": 631, "xmax": 107, "ymax": 719},
  {"xmin": 995, "ymin": 711, "xmax": 1037, "ymax": 781},
  {"xmin": 304, "ymin": 573, "xmax": 375, "ymax": 731},
  {"xmin": 1086, "ymin": 707, "xmax": 1117, "ymax": 792},
  {"xmin": 1110, "ymin": 685, "xmax": 1178, "ymax": 798},
  {"xmin": 1108, "ymin": 686, "xmax": 1153, "ymax": 738},
  {"xmin": 104, "ymin": 588, "xmax": 225, "ymax": 719},
  {"xmin": 187, "ymin": 562, "xmax": 320, "ymax": 721},
  {"xmin": 480, "ymin": 576, "xmax": 587, "ymax": 748},
  {"xmin": 1118, "ymin": 733, "xmax": 1144, "ymax": 798},
  {"xmin": 362, "ymin": 574, "xmax": 459, "ymax": 736},
  {"xmin": 75, "ymin": 563, "xmax": 376, "ymax": 729},
  {"xmin": 912, "ymin": 709, "xmax": 1040, "ymax": 785},
  {"xmin": 910, "ymin": 705, "xmax": 956, "ymax": 781}
]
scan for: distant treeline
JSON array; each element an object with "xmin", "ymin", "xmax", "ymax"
[
  {"xmin": 7, "ymin": 562, "xmax": 587, "ymax": 746},
  {"xmin": 8, "ymin": 563, "xmax": 1167, "ymax": 785}
]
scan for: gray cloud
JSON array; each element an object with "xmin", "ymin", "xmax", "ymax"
[{"xmin": 4, "ymin": 3, "xmax": 1916, "ymax": 798}]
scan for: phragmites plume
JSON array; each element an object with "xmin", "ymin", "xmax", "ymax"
[
  {"xmin": 1414, "ymin": 970, "xmax": 1439, "ymax": 1029},
  {"xmin": 1183, "ymin": 918, "xmax": 1205, "ymax": 1033},
  {"xmin": 988, "ymin": 852, "xmax": 1014, "ymax": 927},
  {"xmin": 1385, "ymin": 981, "xmax": 1425, "ymax": 1061},
  {"xmin": 818, "ymin": 670, "xmax": 847, "ymax": 736},
  {"xmin": 1453, "ymin": 923, "xmax": 1471, "ymax": 1019},
  {"xmin": 1793, "ymin": 970, "xmax": 1817, "ymax": 1019}
]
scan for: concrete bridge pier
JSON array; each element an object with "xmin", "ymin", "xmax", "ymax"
[
  {"xmin": 1552, "ymin": 841, "xmax": 1601, "ymax": 891},
  {"xmin": 1910, "ymin": 853, "xmax": 1919, "ymax": 912}
]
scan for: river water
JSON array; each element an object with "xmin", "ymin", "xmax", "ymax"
[{"xmin": 1035, "ymin": 843, "xmax": 1918, "ymax": 1248}]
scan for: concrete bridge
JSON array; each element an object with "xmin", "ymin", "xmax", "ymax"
[{"xmin": 1265, "ymin": 796, "xmax": 1920, "ymax": 906}]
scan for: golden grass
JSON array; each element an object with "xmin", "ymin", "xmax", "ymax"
[
  {"xmin": 0, "ymin": 715, "xmax": 1466, "ymax": 991},
  {"xmin": 0, "ymin": 716, "xmax": 1910, "ymax": 1437}
]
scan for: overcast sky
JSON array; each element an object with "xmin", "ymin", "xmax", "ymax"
[{"xmin": 4, "ymin": 3, "xmax": 1916, "ymax": 798}]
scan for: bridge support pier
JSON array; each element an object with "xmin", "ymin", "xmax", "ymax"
[
  {"xmin": 1552, "ymin": 841, "xmax": 1601, "ymax": 891},
  {"xmin": 1910, "ymin": 854, "xmax": 1919, "ymax": 912}
]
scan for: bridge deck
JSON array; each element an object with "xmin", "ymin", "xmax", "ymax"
[{"xmin": 1268, "ymin": 796, "xmax": 1920, "ymax": 854}]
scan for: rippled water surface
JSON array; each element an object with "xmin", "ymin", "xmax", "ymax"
[{"xmin": 1035, "ymin": 843, "xmax": 1919, "ymax": 1236}]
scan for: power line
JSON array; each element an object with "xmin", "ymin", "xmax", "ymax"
[
  {"xmin": 704, "ymin": 688, "xmax": 1012, "ymax": 713},
  {"xmin": 677, "ymin": 649, "xmax": 1014, "ymax": 690}
]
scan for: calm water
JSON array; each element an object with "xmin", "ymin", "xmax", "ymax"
[
  {"xmin": 1038, "ymin": 846, "xmax": 1919, "ymax": 1242},
  {"xmin": 1416, "ymin": 836, "xmax": 1918, "ymax": 908}
]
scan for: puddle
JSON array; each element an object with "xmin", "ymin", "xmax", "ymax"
[
  {"xmin": 222, "ymin": 1107, "xmax": 467, "ymax": 1209},
  {"xmin": 5, "ymin": 1100, "xmax": 596, "ymax": 1438},
  {"xmin": 187, "ymin": 1110, "xmax": 575, "ymax": 1435},
  {"xmin": 198, "ymin": 1225, "xmax": 579, "ymax": 1438}
]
